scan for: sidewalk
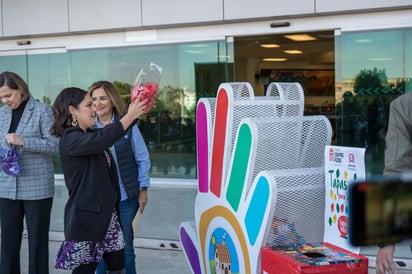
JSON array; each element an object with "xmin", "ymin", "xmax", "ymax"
[
  {"xmin": 10, "ymin": 182, "xmax": 195, "ymax": 274},
  {"xmin": 17, "ymin": 236, "xmax": 412, "ymax": 274},
  {"xmin": 11, "ymin": 183, "xmax": 412, "ymax": 273},
  {"xmin": 18, "ymin": 235, "xmax": 191, "ymax": 274}
]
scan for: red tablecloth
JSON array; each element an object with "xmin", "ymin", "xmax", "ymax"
[{"xmin": 261, "ymin": 242, "xmax": 368, "ymax": 274}]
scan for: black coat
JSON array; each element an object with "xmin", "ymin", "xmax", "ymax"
[{"xmin": 59, "ymin": 122, "xmax": 125, "ymax": 242}]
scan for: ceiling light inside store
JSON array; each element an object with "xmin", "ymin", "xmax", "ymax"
[
  {"xmin": 260, "ymin": 44, "xmax": 280, "ymax": 48},
  {"xmin": 369, "ymin": 57, "xmax": 393, "ymax": 61},
  {"xmin": 284, "ymin": 50, "xmax": 303, "ymax": 54},
  {"xmin": 188, "ymin": 44, "xmax": 210, "ymax": 48},
  {"xmin": 262, "ymin": 58, "xmax": 287, "ymax": 62},
  {"xmin": 185, "ymin": 50, "xmax": 204, "ymax": 54},
  {"xmin": 284, "ymin": 34, "xmax": 316, "ymax": 41},
  {"xmin": 218, "ymin": 54, "xmax": 231, "ymax": 59},
  {"xmin": 355, "ymin": 39, "xmax": 372, "ymax": 43}
]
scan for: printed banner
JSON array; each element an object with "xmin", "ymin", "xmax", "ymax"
[{"xmin": 324, "ymin": 145, "xmax": 366, "ymax": 253}]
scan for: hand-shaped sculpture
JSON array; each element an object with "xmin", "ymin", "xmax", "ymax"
[{"xmin": 179, "ymin": 84, "xmax": 274, "ymax": 274}]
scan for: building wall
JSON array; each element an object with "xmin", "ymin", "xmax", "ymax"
[{"xmin": 1, "ymin": 0, "xmax": 411, "ymax": 38}]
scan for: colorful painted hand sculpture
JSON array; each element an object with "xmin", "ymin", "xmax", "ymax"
[{"xmin": 180, "ymin": 84, "xmax": 274, "ymax": 274}]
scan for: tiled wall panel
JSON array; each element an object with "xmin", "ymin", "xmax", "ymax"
[
  {"xmin": 0, "ymin": 0, "xmax": 410, "ymax": 38},
  {"xmin": 68, "ymin": 0, "xmax": 142, "ymax": 32},
  {"xmin": 141, "ymin": 0, "xmax": 223, "ymax": 26},
  {"xmin": 316, "ymin": 0, "xmax": 412, "ymax": 13},
  {"xmin": 224, "ymin": 0, "xmax": 314, "ymax": 20},
  {"xmin": 2, "ymin": 0, "xmax": 68, "ymax": 37}
]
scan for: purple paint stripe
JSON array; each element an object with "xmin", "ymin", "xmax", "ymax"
[
  {"xmin": 180, "ymin": 227, "xmax": 202, "ymax": 274},
  {"xmin": 196, "ymin": 102, "xmax": 209, "ymax": 193}
]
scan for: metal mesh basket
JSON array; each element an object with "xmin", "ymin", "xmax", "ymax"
[
  {"xmin": 265, "ymin": 81, "xmax": 304, "ymax": 103},
  {"xmin": 198, "ymin": 82, "xmax": 306, "ymax": 165},
  {"xmin": 191, "ymin": 82, "xmax": 333, "ymax": 274},
  {"xmin": 260, "ymin": 168, "xmax": 326, "ymax": 248},
  {"xmin": 237, "ymin": 115, "xmax": 332, "ymax": 184}
]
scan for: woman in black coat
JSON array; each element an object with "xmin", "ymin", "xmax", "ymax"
[{"xmin": 51, "ymin": 87, "xmax": 147, "ymax": 274}]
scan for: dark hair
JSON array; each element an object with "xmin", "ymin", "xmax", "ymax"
[
  {"xmin": 88, "ymin": 81, "xmax": 125, "ymax": 115},
  {"xmin": 0, "ymin": 71, "xmax": 30, "ymax": 100},
  {"xmin": 51, "ymin": 87, "xmax": 88, "ymax": 137}
]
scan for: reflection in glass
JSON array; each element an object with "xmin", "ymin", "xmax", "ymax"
[{"xmin": 338, "ymin": 28, "xmax": 412, "ymax": 176}]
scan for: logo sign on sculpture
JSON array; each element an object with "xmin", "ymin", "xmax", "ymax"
[{"xmin": 324, "ymin": 145, "xmax": 366, "ymax": 253}]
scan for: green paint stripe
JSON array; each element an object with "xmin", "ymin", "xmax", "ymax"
[{"xmin": 227, "ymin": 123, "xmax": 252, "ymax": 211}]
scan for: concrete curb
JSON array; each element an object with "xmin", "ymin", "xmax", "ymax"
[{"xmin": 46, "ymin": 231, "xmax": 182, "ymax": 251}]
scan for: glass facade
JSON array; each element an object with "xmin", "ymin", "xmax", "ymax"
[
  {"xmin": 1, "ymin": 27, "xmax": 412, "ymax": 237},
  {"xmin": 1, "ymin": 28, "xmax": 412, "ymax": 180},
  {"xmin": 336, "ymin": 28, "xmax": 412, "ymax": 176}
]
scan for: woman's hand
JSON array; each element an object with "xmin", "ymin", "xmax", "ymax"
[
  {"xmin": 5, "ymin": 133, "xmax": 23, "ymax": 146},
  {"xmin": 138, "ymin": 190, "xmax": 148, "ymax": 214},
  {"xmin": 120, "ymin": 98, "xmax": 148, "ymax": 130},
  {"xmin": 128, "ymin": 98, "xmax": 148, "ymax": 120}
]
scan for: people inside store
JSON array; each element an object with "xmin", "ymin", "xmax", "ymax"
[
  {"xmin": 336, "ymin": 91, "xmax": 362, "ymax": 147},
  {"xmin": 89, "ymin": 81, "xmax": 151, "ymax": 274},
  {"xmin": 51, "ymin": 87, "xmax": 147, "ymax": 274},
  {"xmin": 0, "ymin": 71, "xmax": 59, "ymax": 274}
]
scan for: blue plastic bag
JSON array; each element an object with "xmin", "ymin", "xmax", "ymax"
[{"xmin": 0, "ymin": 143, "xmax": 21, "ymax": 176}]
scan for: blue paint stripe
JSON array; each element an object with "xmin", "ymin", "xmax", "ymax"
[{"xmin": 245, "ymin": 176, "xmax": 270, "ymax": 245}]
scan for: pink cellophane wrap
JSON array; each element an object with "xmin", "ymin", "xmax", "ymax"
[{"xmin": 131, "ymin": 62, "xmax": 163, "ymax": 111}]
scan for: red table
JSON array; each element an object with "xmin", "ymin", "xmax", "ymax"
[{"xmin": 261, "ymin": 242, "xmax": 368, "ymax": 274}]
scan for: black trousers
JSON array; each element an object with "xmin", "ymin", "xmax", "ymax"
[
  {"xmin": 72, "ymin": 249, "xmax": 125, "ymax": 274},
  {"xmin": 0, "ymin": 197, "xmax": 53, "ymax": 274}
]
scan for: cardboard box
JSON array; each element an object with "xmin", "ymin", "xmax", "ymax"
[{"xmin": 261, "ymin": 242, "xmax": 368, "ymax": 274}]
